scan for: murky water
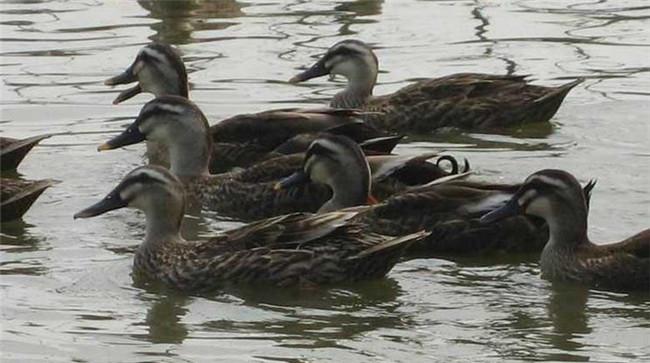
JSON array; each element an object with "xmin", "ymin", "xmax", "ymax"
[{"xmin": 1, "ymin": 0, "xmax": 649, "ymax": 362}]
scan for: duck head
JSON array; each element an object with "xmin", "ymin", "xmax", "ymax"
[
  {"xmin": 74, "ymin": 166, "xmax": 186, "ymax": 240},
  {"xmin": 98, "ymin": 96, "xmax": 211, "ymax": 177},
  {"xmin": 275, "ymin": 134, "xmax": 373, "ymax": 213},
  {"xmin": 105, "ymin": 43, "xmax": 188, "ymax": 104},
  {"xmin": 290, "ymin": 40, "xmax": 378, "ymax": 108},
  {"xmin": 481, "ymin": 169, "xmax": 595, "ymax": 246}
]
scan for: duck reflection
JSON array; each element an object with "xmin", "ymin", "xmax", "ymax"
[
  {"xmin": 212, "ymin": 278, "xmax": 410, "ymax": 347},
  {"xmin": 1, "ymin": 219, "xmax": 48, "ymax": 275},
  {"xmin": 137, "ymin": 277, "xmax": 410, "ymax": 346},
  {"xmin": 137, "ymin": 0, "xmax": 244, "ymax": 43},
  {"xmin": 141, "ymin": 291, "xmax": 191, "ymax": 344},
  {"xmin": 334, "ymin": 0, "xmax": 383, "ymax": 36},
  {"xmin": 544, "ymin": 282, "xmax": 591, "ymax": 361}
]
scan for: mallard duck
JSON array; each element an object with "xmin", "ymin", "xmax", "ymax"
[
  {"xmin": 104, "ymin": 43, "xmax": 386, "ymax": 172},
  {"xmin": 73, "ymin": 165, "xmax": 428, "ymax": 290},
  {"xmin": 1, "ymin": 178, "xmax": 56, "ymax": 223},
  {"xmin": 289, "ymin": 39, "xmax": 583, "ymax": 132},
  {"xmin": 96, "ymin": 96, "xmax": 460, "ymax": 221},
  {"xmin": 1, "ymin": 134, "xmax": 51, "ymax": 171},
  {"xmin": 1, "ymin": 134, "xmax": 55, "ymax": 223},
  {"xmin": 480, "ymin": 169, "xmax": 649, "ymax": 291}
]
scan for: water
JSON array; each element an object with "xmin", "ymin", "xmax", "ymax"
[{"xmin": 1, "ymin": 0, "xmax": 649, "ymax": 362}]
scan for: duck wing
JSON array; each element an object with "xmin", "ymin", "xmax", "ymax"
[
  {"xmin": 576, "ymin": 230, "xmax": 650, "ymax": 291},
  {"xmin": 365, "ymin": 73, "xmax": 582, "ymax": 131}
]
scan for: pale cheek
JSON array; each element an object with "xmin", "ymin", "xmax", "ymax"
[
  {"xmin": 146, "ymin": 124, "xmax": 172, "ymax": 143},
  {"xmin": 331, "ymin": 60, "xmax": 358, "ymax": 79},
  {"xmin": 138, "ymin": 68, "xmax": 160, "ymax": 94},
  {"xmin": 525, "ymin": 198, "xmax": 553, "ymax": 219},
  {"xmin": 309, "ymin": 163, "xmax": 329, "ymax": 184}
]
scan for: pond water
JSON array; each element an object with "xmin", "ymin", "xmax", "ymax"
[{"xmin": 1, "ymin": 0, "xmax": 649, "ymax": 362}]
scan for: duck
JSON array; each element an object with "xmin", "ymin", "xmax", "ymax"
[
  {"xmin": 480, "ymin": 169, "xmax": 649, "ymax": 291},
  {"xmin": 275, "ymin": 142, "xmax": 600, "ymax": 258},
  {"xmin": 73, "ymin": 165, "xmax": 428, "ymax": 290},
  {"xmin": 104, "ymin": 42, "xmax": 387, "ymax": 172},
  {"xmin": 289, "ymin": 39, "xmax": 583, "ymax": 133},
  {"xmin": 1, "ymin": 134, "xmax": 51, "ymax": 171},
  {"xmin": 1, "ymin": 178, "xmax": 56, "ymax": 223},
  {"xmin": 1, "ymin": 134, "xmax": 56, "ymax": 223},
  {"xmin": 96, "ymin": 96, "xmax": 461, "ymax": 221}
]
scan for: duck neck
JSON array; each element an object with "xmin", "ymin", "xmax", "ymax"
[
  {"xmin": 540, "ymin": 207, "xmax": 589, "ymax": 274},
  {"xmin": 168, "ymin": 134, "xmax": 211, "ymax": 179},
  {"xmin": 331, "ymin": 70, "xmax": 376, "ymax": 109},
  {"xmin": 142, "ymin": 204, "xmax": 184, "ymax": 250},
  {"xmin": 317, "ymin": 171, "xmax": 370, "ymax": 213}
]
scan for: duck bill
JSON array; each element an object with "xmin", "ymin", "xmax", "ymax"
[
  {"xmin": 98, "ymin": 126, "xmax": 145, "ymax": 151},
  {"xmin": 105, "ymin": 64, "xmax": 142, "ymax": 104},
  {"xmin": 289, "ymin": 59, "xmax": 329, "ymax": 83},
  {"xmin": 274, "ymin": 170, "xmax": 310, "ymax": 190},
  {"xmin": 74, "ymin": 191, "xmax": 127, "ymax": 219},
  {"xmin": 105, "ymin": 64, "xmax": 137, "ymax": 86},
  {"xmin": 112, "ymin": 84, "xmax": 142, "ymax": 104},
  {"xmin": 479, "ymin": 198, "xmax": 521, "ymax": 224}
]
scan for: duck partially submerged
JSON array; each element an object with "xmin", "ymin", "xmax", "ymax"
[
  {"xmin": 97, "ymin": 96, "xmax": 460, "ymax": 221},
  {"xmin": 1, "ymin": 178, "xmax": 56, "ymax": 223},
  {"xmin": 74, "ymin": 165, "xmax": 428, "ymax": 290},
  {"xmin": 290, "ymin": 39, "xmax": 583, "ymax": 132},
  {"xmin": 1, "ymin": 134, "xmax": 51, "ymax": 171},
  {"xmin": 105, "ymin": 43, "xmax": 386, "ymax": 172},
  {"xmin": 1, "ymin": 134, "xmax": 55, "ymax": 223},
  {"xmin": 480, "ymin": 169, "xmax": 649, "ymax": 291}
]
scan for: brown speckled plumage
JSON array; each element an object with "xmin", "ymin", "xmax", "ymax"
[
  {"xmin": 0, "ymin": 134, "xmax": 50, "ymax": 172},
  {"xmin": 1, "ymin": 178, "xmax": 56, "ymax": 222},
  {"xmin": 357, "ymin": 74, "xmax": 583, "ymax": 132},
  {"xmin": 354, "ymin": 181, "xmax": 549, "ymax": 258}
]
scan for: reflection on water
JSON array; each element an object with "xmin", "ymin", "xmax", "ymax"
[
  {"xmin": 137, "ymin": 0, "xmax": 244, "ymax": 43},
  {"xmin": 546, "ymin": 283, "xmax": 591, "ymax": 361},
  {"xmin": 1, "ymin": 0, "xmax": 649, "ymax": 362}
]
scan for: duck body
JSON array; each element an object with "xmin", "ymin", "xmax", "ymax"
[
  {"xmin": 291, "ymin": 40, "xmax": 582, "ymax": 133},
  {"xmin": 354, "ymin": 180, "xmax": 549, "ymax": 257},
  {"xmin": 0, "ymin": 134, "xmax": 51, "ymax": 171},
  {"xmin": 99, "ymin": 96, "xmax": 461, "ymax": 221},
  {"xmin": 539, "ymin": 229, "xmax": 650, "ymax": 291},
  {"xmin": 1, "ymin": 178, "xmax": 56, "ymax": 223},
  {"xmin": 74, "ymin": 166, "xmax": 427, "ymax": 290},
  {"xmin": 207, "ymin": 108, "xmax": 385, "ymax": 173},
  {"xmin": 358, "ymin": 73, "xmax": 582, "ymax": 132},
  {"xmin": 1, "ymin": 134, "xmax": 55, "ymax": 222},
  {"xmin": 481, "ymin": 169, "xmax": 649, "ymax": 291}
]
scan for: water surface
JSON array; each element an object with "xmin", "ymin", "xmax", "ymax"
[{"xmin": 1, "ymin": 0, "xmax": 649, "ymax": 362}]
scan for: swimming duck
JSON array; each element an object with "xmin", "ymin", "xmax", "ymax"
[
  {"xmin": 1, "ymin": 134, "xmax": 55, "ymax": 223},
  {"xmin": 289, "ymin": 39, "xmax": 583, "ymax": 132},
  {"xmin": 480, "ymin": 169, "xmax": 649, "ymax": 291},
  {"xmin": 73, "ymin": 165, "xmax": 428, "ymax": 290},
  {"xmin": 104, "ymin": 43, "xmax": 386, "ymax": 172},
  {"xmin": 1, "ymin": 178, "xmax": 56, "ymax": 223},
  {"xmin": 275, "ymin": 137, "xmax": 552, "ymax": 257},
  {"xmin": 97, "ymin": 96, "xmax": 460, "ymax": 221},
  {"xmin": 1, "ymin": 134, "xmax": 51, "ymax": 171}
]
